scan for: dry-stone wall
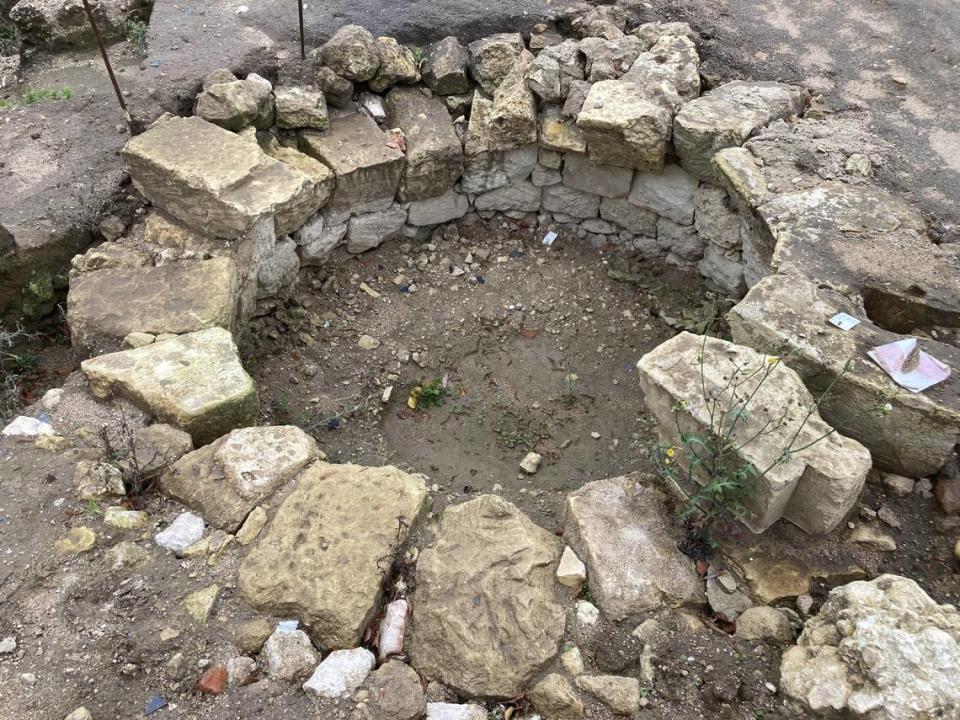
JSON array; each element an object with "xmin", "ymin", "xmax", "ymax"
[{"xmin": 64, "ymin": 13, "xmax": 958, "ymax": 362}]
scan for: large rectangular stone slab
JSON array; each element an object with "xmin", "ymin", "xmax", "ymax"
[
  {"xmin": 729, "ymin": 274, "xmax": 960, "ymax": 477},
  {"xmin": 576, "ymin": 80, "xmax": 672, "ymax": 172},
  {"xmin": 673, "ymin": 81, "xmax": 806, "ymax": 180},
  {"xmin": 637, "ymin": 332, "xmax": 871, "ymax": 535},
  {"xmin": 239, "ymin": 462, "xmax": 429, "ymax": 649},
  {"xmin": 80, "ymin": 327, "xmax": 258, "ymax": 446},
  {"xmin": 384, "ymin": 87, "xmax": 464, "ymax": 202},
  {"xmin": 299, "ymin": 111, "xmax": 406, "ymax": 214},
  {"xmin": 123, "ymin": 116, "xmax": 325, "ymax": 238},
  {"xmin": 67, "ymin": 258, "xmax": 241, "ymax": 356},
  {"xmin": 755, "ymin": 182, "xmax": 960, "ymax": 332}
]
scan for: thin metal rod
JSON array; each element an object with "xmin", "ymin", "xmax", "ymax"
[
  {"xmin": 298, "ymin": 0, "xmax": 306, "ymax": 59},
  {"xmin": 81, "ymin": 0, "xmax": 131, "ymax": 126}
]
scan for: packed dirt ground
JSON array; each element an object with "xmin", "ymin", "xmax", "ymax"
[{"xmin": 2, "ymin": 216, "xmax": 958, "ymax": 719}]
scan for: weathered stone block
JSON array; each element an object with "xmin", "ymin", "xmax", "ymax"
[
  {"xmin": 637, "ymin": 332, "xmax": 871, "ymax": 534},
  {"xmin": 577, "ymin": 80, "xmax": 672, "ymax": 172},
  {"xmin": 239, "ymin": 463, "xmax": 428, "ymax": 649},
  {"xmin": 699, "ymin": 244, "xmax": 745, "ymax": 296},
  {"xmin": 347, "ymin": 205, "xmax": 408, "ymax": 253},
  {"xmin": 542, "ymin": 184, "xmax": 600, "ymax": 219},
  {"xmin": 599, "ymin": 198, "xmax": 657, "ymax": 235},
  {"xmin": 729, "ymin": 274, "xmax": 960, "ymax": 477},
  {"xmin": 526, "ymin": 39, "xmax": 584, "ymax": 103},
  {"xmin": 123, "ymin": 116, "xmax": 325, "ymax": 238},
  {"xmin": 622, "ymin": 34, "xmax": 700, "ymax": 103},
  {"xmin": 565, "ymin": 475, "xmax": 702, "ymax": 619},
  {"xmin": 160, "ymin": 425, "xmax": 319, "ymax": 531},
  {"xmin": 755, "ymin": 182, "xmax": 959, "ymax": 332},
  {"xmin": 474, "ymin": 180, "xmax": 541, "ymax": 213},
  {"xmin": 407, "ymin": 190, "xmax": 470, "ymax": 227},
  {"xmin": 410, "ymin": 495, "xmax": 564, "ymax": 699},
  {"xmin": 578, "ymin": 36, "xmax": 643, "ymax": 82},
  {"xmin": 422, "ymin": 36, "xmax": 471, "ymax": 95},
  {"xmin": 674, "ymin": 81, "xmax": 807, "ymax": 180},
  {"xmin": 563, "ymin": 153, "xmax": 633, "ymax": 198},
  {"xmin": 67, "ymin": 258, "xmax": 240, "ymax": 356},
  {"xmin": 274, "ymin": 86, "xmax": 329, "ymax": 130},
  {"xmin": 468, "ymin": 33, "xmax": 524, "ymax": 95},
  {"xmin": 195, "ymin": 78, "xmax": 274, "ymax": 131},
  {"xmin": 627, "ymin": 164, "xmax": 698, "ymax": 225},
  {"xmin": 462, "ymin": 93, "xmax": 537, "ymax": 193},
  {"xmin": 319, "ymin": 25, "xmax": 380, "ymax": 82},
  {"xmin": 80, "ymin": 327, "xmax": 258, "ymax": 446},
  {"xmin": 300, "ymin": 111, "xmax": 405, "ymax": 215},
  {"xmin": 539, "ymin": 105, "xmax": 587, "ymax": 154},
  {"xmin": 385, "ymin": 88, "xmax": 464, "ymax": 202},
  {"xmin": 694, "ymin": 183, "xmax": 741, "ymax": 249},
  {"xmin": 369, "ymin": 36, "xmax": 420, "ymax": 93},
  {"xmin": 487, "ymin": 50, "xmax": 538, "ymax": 151}
]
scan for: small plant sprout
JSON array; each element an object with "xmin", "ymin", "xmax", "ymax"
[
  {"xmin": 125, "ymin": 19, "xmax": 148, "ymax": 57},
  {"xmin": 408, "ymin": 377, "xmax": 449, "ymax": 411}
]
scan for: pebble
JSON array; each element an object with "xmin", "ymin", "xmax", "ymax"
[
  {"xmin": 198, "ymin": 666, "xmax": 228, "ymax": 694},
  {"xmin": 877, "ymin": 506, "xmax": 902, "ymax": 529},
  {"xmin": 54, "ymin": 527, "xmax": 97, "ymax": 555},
  {"xmin": 519, "ymin": 451, "xmax": 542, "ymax": 475},
  {"xmin": 426, "ymin": 703, "xmax": 488, "ymax": 720},
  {"xmin": 556, "ymin": 546, "xmax": 587, "ymax": 589},
  {"xmin": 882, "ymin": 473, "xmax": 915, "ymax": 497},
  {"xmin": 358, "ymin": 334, "xmax": 381, "ymax": 350},
  {"xmin": 155, "ymin": 512, "xmax": 205, "ymax": 556},
  {"xmin": 576, "ymin": 600, "xmax": 600, "ymax": 626},
  {"xmin": 227, "ymin": 656, "xmax": 257, "ymax": 686},
  {"xmin": 21, "ymin": 672, "xmax": 37, "ymax": 684},
  {"xmin": 183, "ymin": 585, "xmax": 220, "ymax": 623},
  {"xmin": 0, "ymin": 636, "xmax": 17, "ymax": 654},
  {"xmin": 796, "ymin": 594, "xmax": 814, "ymax": 616},
  {"xmin": 65, "ymin": 708, "xmax": 92, "ymax": 720}
]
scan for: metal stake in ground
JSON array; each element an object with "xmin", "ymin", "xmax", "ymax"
[
  {"xmin": 298, "ymin": 0, "xmax": 306, "ymax": 59},
  {"xmin": 81, "ymin": 0, "xmax": 131, "ymax": 128}
]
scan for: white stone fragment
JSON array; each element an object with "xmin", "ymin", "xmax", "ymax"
[
  {"xmin": 519, "ymin": 452, "xmax": 542, "ymax": 474},
  {"xmin": 302, "ymin": 647, "xmax": 376, "ymax": 698},
  {"xmin": 2, "ymin": 416, "xmax": 55, "ymax": 437},
  {"xmin": 154, "ymin": 512, "xmax": 205, "ymax": 556},
  {"xmin": 426, "ymin": 703, "xmax": 489, "ymax": 720},
  {"xmin": 377, "ymin": 599, "xmax": 408, "ymax": 660},
  {"xmin": 556, "ymin": 546, "xmax": 587, "ymax": 588}
]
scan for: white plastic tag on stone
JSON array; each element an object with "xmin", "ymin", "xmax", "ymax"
[
  {"xmin": 828, "ymin": 312, "xmax": 861, "ymax": 331},
  {"xmin": 542, "ymin": 231, "xmax": 558, "ymax": 247}
]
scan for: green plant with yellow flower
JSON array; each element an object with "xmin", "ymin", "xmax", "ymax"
[{"xmin": 652, "ymin": 332, "xmax": 891, "ymax": 555}]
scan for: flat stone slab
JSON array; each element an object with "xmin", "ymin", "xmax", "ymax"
[
  {"xmin": 755, "ymin": 182, "xmax": 960, "ymax": 332},
  {"xmin": 123, "ymin": 116, "xmax": 326, "ymax": 238},
  {"xmin": 729, "ymin": 274, "xmax": 960, "ymax": 477},
  {"xmin": 564, "ymin": 474, "xmax": 702, "ymax": 619},
  {"xmin": 66, "ymin": 258, "xmax": 240, "ymax": 356},
  {"xmin": 160, "ymin": 425, "xmax": 319, "ymax": 531},
  {"xmin": 384, "ymin": 87, "xmax": 464, "ymax": 202},
  {"xmin": 637, "ymin": 332, "xmax": 871, "ymax": 535},
  {"xmin": 410, "ymin": 495, "xmax": 564, "ymax": 699},
  {"xmin": 674, "ymin": 81, "xmax": 806, "ymax": 180},
  {"xmin": 239, "ymin": 463, "xmax": 428, "ymax": 649},
  {"xmin": 80, "ymin": 327, "xmax": 258, "ymax": 446},
  {"xmin": 299, "ymin": 111, "xmax": 405, "ymax": 214}
]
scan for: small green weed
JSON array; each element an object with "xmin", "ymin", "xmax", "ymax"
[
  {"xmin": 126, "ymin": 19, "xmax": 148, "ymax": 56},
  {"xmin": 1, "ymin": 87, "xmax": 73, "ymax": 110},
  {"xmin": 410, "ymin": 377, "xmax": 448, "ymax": 410}
]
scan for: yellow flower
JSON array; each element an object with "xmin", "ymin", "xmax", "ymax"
[
  {"xmin": 767, "ymin": 356, "xmax": 780, "ymax": 365},
  {"xmin": 666, "ymin": 447, "xmax": 677, "ymax": 458}
]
